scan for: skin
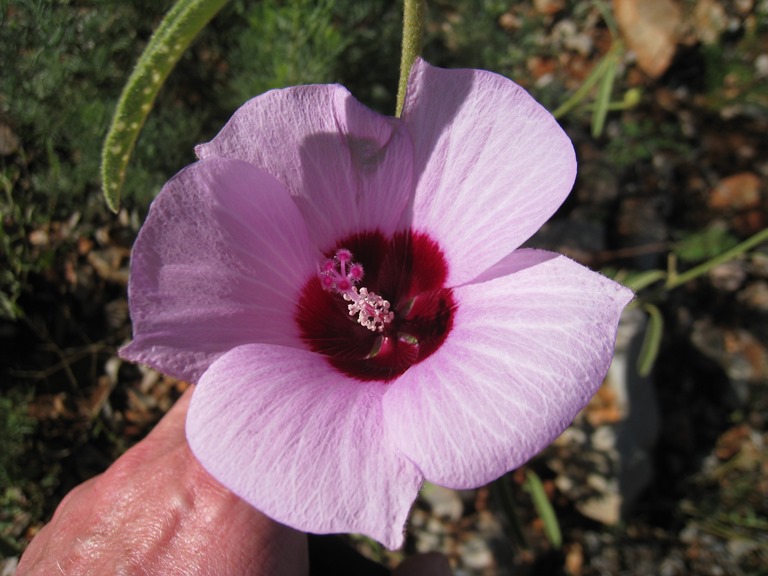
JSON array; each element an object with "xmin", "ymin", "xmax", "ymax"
[{"xmin": 16, "ymin": 386, "xmax": 451, "ymax": 576}]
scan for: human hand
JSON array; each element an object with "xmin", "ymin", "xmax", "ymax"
[
  {"xmin": 16, "ymin": 386, "xmax": 307, "ymax": 575},
  {"xmin": 16, "ymin": 386, "xmax": 451, "ymax": 576}
]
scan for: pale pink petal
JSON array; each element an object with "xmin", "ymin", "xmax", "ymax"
[
  {"xmin": 402, "ymin": 59, "xmax": 577, "ymax": 286},
  {"xmin": 196, "ymin": 85, "xmax": 414, "ymax": 251},
  {"xmin": 186, "ymin": 344, "xmax": 423, "ymax": 549},
  {"xmin": 120, "ymin": 158, "xmax": 316, "ymax": 383},
  {"xmin": 383, "ymin": 250, "xmax": 633, "ymax": 488}
]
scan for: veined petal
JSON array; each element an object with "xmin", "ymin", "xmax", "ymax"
[
  {"xmin": 196, "ymin": 85, "xmax": 414, "ymax": 252},
  {"xmin": 383, "ymin": 250, "xmax": 633, "ymax": 488},
  {"xmin": 402, "ymin": 59, "xmax": 577, "ymax": 286},
  {"xmin": 186, "ymin": 344, "xmax": 423, "ymax": 549},
  {"xmin": 121, "ymin": 158, "xmax": 316, "ymax": 383}
]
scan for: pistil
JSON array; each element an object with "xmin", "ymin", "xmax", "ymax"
[{"xmin": 320, "ymin": 249, "xmax": 394, "ymax": 332}]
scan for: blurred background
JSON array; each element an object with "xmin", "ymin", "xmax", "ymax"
[{"xmin": 1, "ymin": 0, "xmax": 766, "ymax": 574}]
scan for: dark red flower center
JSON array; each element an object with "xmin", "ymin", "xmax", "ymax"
[{"xmin": 296, "ymin": 230, "xmax": 456, "ymax": 382}]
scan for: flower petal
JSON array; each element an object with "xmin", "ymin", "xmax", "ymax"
[
  {"xmin": 186, "ymin": 344, "xmax": 423, "ymax": 549},
  {"xmin": 120, "ymin": 158, "xmax": 316, "ymax": 383},
  {"xmin": 402, "ymin": 59, "xmax": 577, "ymax": 286},
  {"xmin": 383, "ymin": 250, "xmax": 633, "ymax": 488},
  {"xmin": 196, "ymin": 85, "xmax": 414, "ymax": 251}
]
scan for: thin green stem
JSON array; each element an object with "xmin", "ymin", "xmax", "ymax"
[
  {"xmin": 552, "ymin": 41, "xmax": 622, "ymax": 119},
  {"xmin": 396, "ymin": 0, "xmax": 426, "ymax": 117},
  {"xmin": 666, "ymin": 227, "xmax": 768, "ymax": 289},
  {"xmin": 593, "ymin": 0, "xmax": 619, "ymax": 38}
]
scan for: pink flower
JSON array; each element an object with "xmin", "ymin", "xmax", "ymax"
[{"xmin": 121, "ymin": 59, "xmax": 633, "ymax": 548}]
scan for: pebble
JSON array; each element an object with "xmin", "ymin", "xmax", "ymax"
[
  {"xmin": 708, "ymin": 261, "xmax": 747, "ymax": 292},
  {"xmin": 414, "ymin": 530, "xmax": 440, "ymax": 554},
  {"xmin": 756, "ymin": 53, "xmax": 768, "ymax": 78},
  {"xmin": 591, "ymin": 426, "xmax": 617, "ymax": 452},
  {"xmin": 748, "ymin": 253, "xmax": 768, "ymax": 278},
  {"xmin": 577, "ymin": 492, "xmax": 622, "ymax": 525},
  {"xmin": 557, "ymin": 427, "xmax": 587, "ymax": 446},
  {"xmin": 420, "ymin": 483, "xmax": 463, "ymax": 522},
  {"xmin": 0, "ymin": 558, "xmax": 18, "ymax": 576},
  {"xmin": 659, "ymin": 553, "xmax": 686, "ymax": 576},
  {"xmin": 738, "ymin": 280, "xmax": 768, "ymax": 311},
  {"xmin": 457, "ymin": 536, "xmax": 494, "ymax": 570}
]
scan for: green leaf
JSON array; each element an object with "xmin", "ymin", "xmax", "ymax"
[
  {"xmin": 552, "ymin": 41, "xmax": 623, "ymax": 121},
  {"xmin": 524, "ymin": 470, "xmax": 562, "ymax": 548},
  {"xmin": 101, "ymin": 0, "xmax": 229, "ymax": 212},
  {"xmin": 591, "ymin": 53, "xmax": 618, "ymax": 137},
  {"xmin": 593, "ymin": 0, "xmax": 619, "ymax": 38},
  {"xmin": 674, "ymin": 226, "xmax": 740, "ymax": 263},
  {"xmin": 637, "ymin": 303, "xmax": 663, "ymax": 377}
]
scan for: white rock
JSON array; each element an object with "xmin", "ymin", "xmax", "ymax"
[{"xmin": 420, "ymin": 483, "xmax": 463, "ymax": 522}]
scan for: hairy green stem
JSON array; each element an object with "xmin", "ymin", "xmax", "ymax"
[
  {"xmin": 396, "ymin": 0, "xmax": 426, "ymax": 117},
  {"xmin": 101, "ymin": 0, "xmax": 229, "ymax": 212}
]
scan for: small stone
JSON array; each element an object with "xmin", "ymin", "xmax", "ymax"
[
  {"xmin": 708, "ymin": 172, "xmax": 762, "ymax": 211},
  {"xmin": 576, "ymin": 492, "xmax": 622, "ymax": 524},
  {"xmin": 420, "ymin": 483, "xmax": 463, "ymax": 522},
  {"xmin": 679, "ymin": 523, "xmax": 700, "ymax": 544},
  {"xmin": 457, "ymin": 536, "xmax": 494, "ymax": 570},
  {"xmin": 584, "ymin": 381, "xmax": 623, "ymax": 427},
  {"xmin": 694, "ymin": 0, "xmax": 728, "ymax": 44},
  {"xmin": 533, "ymin": 0, "xmax": 565, "ymax": 15},
  {"xmin": 756, "ymin": 54, "xmax": 768, "ymax": 78},
  {"xmin": 555, "ymin": 474, "xmax": 574, "ymax": 494},
  {"xmin": 564, "ymin": 542, "xmax": 584, "ymax": 576},
  {"xmin": 1, "ymin": 557, "xmax": 19, "ymax": 576},
  {"xmin": 426, "ymin": 517, "xmax": 446, "ymax": 536},
  {"xmin": 708, "ymin": 260, "xmax": 747, "ymax": 292},
  {"xmin": 553, "ymin": 19, "xmax": 593, "ymax": 56},
  {"xmin": 474, "ymin": 509, "xmax": 503, "ymax": 533},
  {"xmin": 498, "ymin": 11, "xmax": 522, "ymax": 32},
  {"xmin": 414, "ymin": 530, "xmax": 440, "ymax": 554},
  {"xmin": 727, "ymin": 538, "xmax": 760, "ymax": 560},
  {"xmin": 409, "ymin": 508, "xmax": 427, "ymax": 529},
  {"xmin": 586, "ymin": 472, "xmax": 610, "ymax": 493},
  {"xmin": 527, "ymin": 56, "xmax": 558, "ymax": 82},
  {"xmin": 555, "ymin": 426, "xmax": 587, "ymax": 447},
  {"xmin": 28, "ymin": 228, "xmax": 49, "ymax": 247},
  {"xmin": 738, "ymin": 280, "xmax": 768, "ymax": 311},
  {"xmin": 659, "ymin": 556, "xmax": 687, "ymax": 576},
  {"xmin": 723, "ymin": 329, "xmax": 767, "ymax": 383},
  {"xmin": 749, "ymin": 253, "xmax": 768, "ymax": 278},
  {"xmin": 591, "ymin": 426, "xmax": 617, "ymax": 452}
]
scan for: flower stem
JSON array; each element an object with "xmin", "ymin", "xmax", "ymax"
[
  {"xmin": 396, "ymin": 0, "xmax": 426, "ymax": 117},
  {"xmin": 666, "ymin": 227, "xmax": 768, "ymax": 289}
]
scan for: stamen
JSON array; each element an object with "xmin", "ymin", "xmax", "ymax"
[
  {"xmin": 319, "ymin": 249, "xmax": 394, "ymax": 332},
  {"xmin": 344, "ymin": 287, "xmax": 394, "ymax": 332}
]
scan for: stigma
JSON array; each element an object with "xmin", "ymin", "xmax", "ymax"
[{"xmin": 319, "ymin": 249, "xmax": 394, "ymax": 332}]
